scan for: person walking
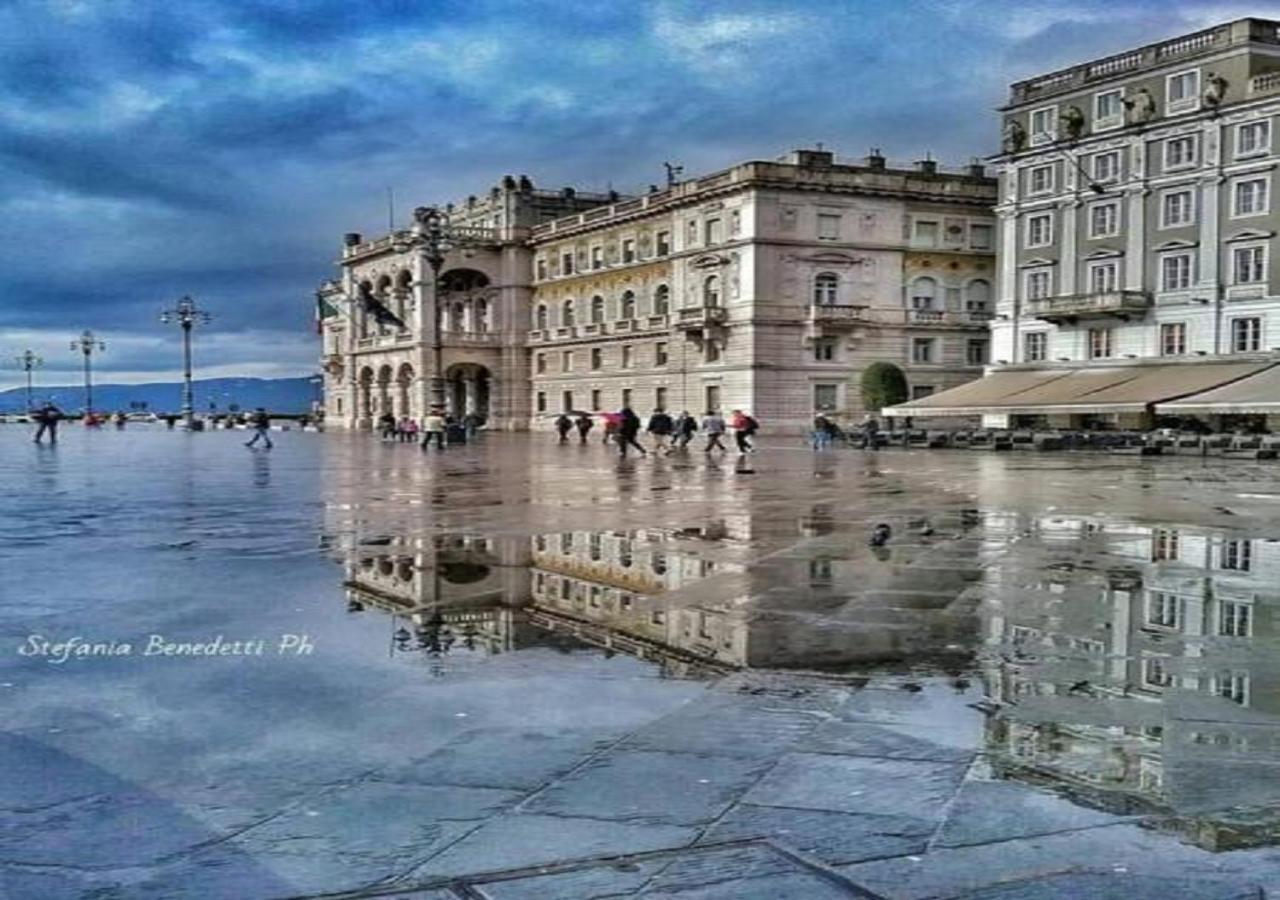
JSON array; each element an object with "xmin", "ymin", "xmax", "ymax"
[
  {"xmin": 463, "ymin": 412, "xmax": 484, "ymax": 442},
  {"xmin": 377, "ymin": 411, "xmax": 396, "ymax": 441},
  {"xmin": 812, "ymin": 414, "xmax": 834, "ymax": 451},
  {"xmin": 616, "ymin": 406, "xmax": 647, "ymax": 457},
  {"xmin": 730, "ymin": 409, "xmax": 758, "ymax": 453},
  {"xmin": 701, "ymin": 410, "xmax": 727, "ymax": 453},
  {"xmin": 574, "ymin": 412, "xmax": 593, "ymax": 444},
  {"xmin": 674, "ymin": 411, "xmax": 698, "ymax": 450},
  {"xmin": 403, "ymin": 418, "xmax": 420, "ymax": 443},
  {"xmin": 861, "ymin": 413, "xmax": 880, "ymax": 451},
  {"xmin": 245, "ymin": 408, "xmax": 273, "ymax": 449},
  {"xmin": 647, "ymin": 408, "xmax": 674, "ymax": 453},
  {"xmin": 32, "ymin": 402, "xmax": 62, "ymax": 444},
  {"xmin": 555, "ymin": 413, "xmax": 573, "ymax": 444},
  {"xmin": 420, "ymin": 409, "xmax": 446, "ymax": 450},
  {"xmin": 601, "ymin": 410, "xmax": 621, "ymax": 445}
]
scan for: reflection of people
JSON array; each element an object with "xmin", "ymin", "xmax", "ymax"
[
  {"xmin": 245, "ymin": 408, "xmax": 273, "ymax": 449},
  {"xmin": 574, "ymin": 412, "xmax": 593, "ymax": 444},
  {"xmin": 32, "ymin": 402, "xmax": 63, "ymax": 444},
  {"xmin": 555, "ymin": 413, "xmax": 572, "ymax": 444}
]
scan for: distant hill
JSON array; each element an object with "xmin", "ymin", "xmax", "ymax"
[{"xmin": 0, "ymin": 376, "xmax": 319, "ymax": 414}]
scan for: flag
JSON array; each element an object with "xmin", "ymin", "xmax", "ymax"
[
  {"xmin": 355, "ymin": 283, "xmax": 407, "ymax": 330},
  {"xmin": 314, "ymin": 292, "xmax": 339, "ymax": 335}
]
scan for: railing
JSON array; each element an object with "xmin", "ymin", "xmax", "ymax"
[
  {"xmin": 1250, "ymin": 71, "xmax": 1280, "ymax": 96},
  {"xmin": 674, "ymin": 306, "xmax": 728, "ymax": 328},
  {"xmin": 647, "ymin": 314, "xmax": 670, "ymax": 328},
  {"xmin": 1025, "ymin": 290, "xmax": 1152, "ymax": 320},
  {"xmin": 810, "ymin": 304, "xmax": 867, "ymax": 324},
  {"xmin": 446, "ymin": 332, "xmax": 501, "ymax": 346},
  {"xmin": 1155, "ymin": 28, "xmax": 1218, "ymax": 59},
  {"xmin": 1086, "ymin": 51, "xmax": 1143, "ymax": 79}
]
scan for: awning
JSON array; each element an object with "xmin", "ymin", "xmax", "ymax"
[
  {"xmin": 1156, "ymin": 364, "xmax": 1280, "ymax": 415},
  {"xmin": 884, "ymin": 362, "xmax": 1272, "ymax": 418}
]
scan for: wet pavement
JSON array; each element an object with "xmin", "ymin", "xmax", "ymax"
[{"xmin": 3, "ymin": 426, "xmax": 1280, "ymax": 898}]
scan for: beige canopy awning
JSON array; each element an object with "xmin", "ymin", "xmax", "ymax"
[
  {"xmin": 1156, "ymin": 364, "xmax": 1280, "ymax": 414},
  {"xmin": 884, "ymin": 362, "xmax": 1272, "ymax": 418}
]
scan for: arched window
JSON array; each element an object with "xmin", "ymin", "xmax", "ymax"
[
  {"xmin": 910, "ymin": 277, "xmax": 937, "ymax": 310},
  {"xmin": 620, "ymin": 290, "xmax": 636, "ymax": 320},
  {"xmin": 704, "ymin": 275, "xmax": 721, "ymax": 307},
  {"xmin": 535, "ymin": 304, "xmax": 548, "ymax": 330},
  {"xmin": 590, "ymin": 295, "xmax": 605, "ymax": 324},
  {"xmin": 964, "ymin": 279, "xmax": 991, "ymax": 312},
  {"xmin": 653, "ymin": 284, "xmax": 670, "ymax": 316},
  {"xmin": 561, "ymin": 299, "xmax": 576, "ymax": 327},
  {"xmin": 813, "ymin": 272, "xmax": 839, "ymax": 305}
]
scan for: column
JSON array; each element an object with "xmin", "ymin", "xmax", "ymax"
[
  {"xmin": 1124, "ymin": 187, "xmax": 1146, "ymax": 291},
  {"xmin": 1060, "ymin": 201, "xmax": 1078, "ymax": 296}
]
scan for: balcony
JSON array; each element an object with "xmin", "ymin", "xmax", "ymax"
[
  {"xmin": 673, "ymin": 306, "xmax": 728, "ymax": 334},
  {"xmin": 445, "ymin": 331, "xmax": 501, "ymax": 347},
  {"xmin": 906, "ymin": 309, "xmax": 995, "ymax": 328},
  {"xmin": 1026, "ymin": 290, "xmax": 1152, "ymax": 323},
  {"xmin": 810, "ymin": 304, "xmax": 866, "ymax": 326}
]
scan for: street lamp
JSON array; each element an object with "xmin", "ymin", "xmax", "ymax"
[
  {"xmin": 70, "ymin": 330, "xmax": 105, "ymax": 414},
  {"xmin": 13, "ymin": 350, "xmax": 42, "ymax": 411},
  {"xmin": 160, "ymin": 295, "xmax": 212, "ymax": 428}
]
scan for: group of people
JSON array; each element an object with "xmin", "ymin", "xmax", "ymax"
[
  {"xmin": 376, "ymin": 411, "xmax": 484, "ymax": 449},
  {"xmin": 554, "ymin": 408, "xmax": 760, "ymax": 457}
]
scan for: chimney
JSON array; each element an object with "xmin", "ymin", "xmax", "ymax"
[
  {"xmin": 916, "ymin": 158, "xmax": 938, "ymax": 175},
  {"xmin": 343, "ymin": 232, "xmax": 362, "ymax": 247},
  {"xmin": 502, "ymin": 175, "xmax": 517, "ymax": 191},
  {"xmin": 607, "ymin": 190, "xmax": 619, "ymax": 202},
  {"xmin": 790, "ymin": 148, "xmax": 834, "ymax": 168},
  {"xmin": 518, "ymin": 174, "xmax": 533, "ymax": 192},
  {"xmin": 561, "ymin": 186, "xmax": 576, "ymax": 199},
  {"xmin": 865, "ymin": 148, "xmax": 886, "ymax": 171},
  {"xmin": 648, "ymin": 184, "xmax": 660, "ymax": 193}
]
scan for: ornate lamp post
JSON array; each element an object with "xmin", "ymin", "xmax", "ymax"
[
  {"xmin": 70, "ymin": 331, "xmax": 105, "ymax": 414},
  {"xmin": 14, "ymin": 350, "xmax": 42, "ymax": 411},
  {"xmin": 160, "ymin": 295, "xmax": 212, "ymax": 428}
]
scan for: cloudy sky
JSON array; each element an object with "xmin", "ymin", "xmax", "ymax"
[{"xmin": 0, "ymin": 0, "xmax": 1272, "ymax": 389}]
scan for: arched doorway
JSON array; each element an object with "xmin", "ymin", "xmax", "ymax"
[
  {"xmin": 376, "ymin": 365, "xmax": 393, "ymax": 415},
  {"xmin": 444, "ymin": 363, "xmax": 491, "ymax": 420},
  {"xmin": 358, "ymin": 367, "xmax": 375, "ymax": 419},
  {"xmin": 396, "ymin": 363, "xmax": 414, "ymax": 417}
]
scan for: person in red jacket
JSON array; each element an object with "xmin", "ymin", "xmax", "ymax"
[{"xmin": 729, "ymin": 409, "xmax": 758, "ymax": 453}]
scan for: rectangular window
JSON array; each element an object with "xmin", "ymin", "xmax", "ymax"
[
  {"xmin": 1152, "ymin": 528, "xmax": 1179, "ymax": 561},
  {"xmin": 813, "ymin": 384, "xmax": 838, "ymax": 411},
  {"xmin": 536, "ymin": 258, "xmax": 548, "ymax": 281},
  {"xmin": 1026, "ymin": 270, "xmax": 1051, "ymax": 300},
  {"xmin": 1164, "ymin": 136, "xmax": 1197, "ymax": 170},
  {"xmin": 729, "ymin": 210, "xmax": 741, "ymax": 235},
  {"xmin": 1142, "ymin": 656, "xmax": 1174, "ymax": 688},
  {"xmin": 590, "ymin": 389, "xmax": 601, "ymax": 410},
  {"xmin": 655, "ymin": 342, "xmax": 668, "ymax": 366},
  {"xmin": 591, "ymin": 246, "xmax": 603, "ymax": 269},
  {"xmin": 912, "ymin": 337, "xmax": 935, "ymax": 364},
  {"xmin": 1145, "ymin": 591, "xmax": 1180, "ymax": 629},
  {"xmin": 813, "ymin": 337, "xmax": 836, "ymax": 361},
  {"xmin": 561, "ymin": 252, "xmax": 574, "ymax": 275},
  {"xmin": 655, "ymin": 386, "xmax": 667, "ymax": 410},
  {"xmin": 1089, "ymin": 202, "xmax": 1119, "ymax": 238},
  {"xmin": 1088, "ymin": 327, "xmax": 1113, "ymax": 359},
  {"xmin": 1237, "ymin": 120, "xmax": 1271, "ymax": 158},
  {"xmin": 590, "ymin": 347, "xmax": 602, "ymax": 370},
  {"xmin": 1088, "ymin": 261, "xmax": 1119, "ymax": 294},
  {"xmin": 686, "ymin": 220, "xmax": 698, "ymax": 246},
  {"xmin": 1028, "ymin": 165, "xmax": 1054, "ymax": 195},
  {"xmin": 536, "ymin": 353, "xmax": 547, "ymax": 374},
  {"xmin": 817, "ymin": 213, "xmax": 841, "ymax": 240},
  {"xmin": 1093, "ymin": 151, "xmax": 1120, "ymax": 183},
  {"xmin": 1024, "ymin": 331, "xmax": 1048, "ymax": 362},
  {"xmin": 970, "ymin": 223, "xmax": 993, "ymax": 250},
  {"xmin": 705, "ymin": 384, "xmax": 720, "ymax": 412},
  {"xmin": 1161, "ymin": 189, "xmax": 1194, "ymax": 227},
  {"xmin": 562, "ymin": 390, "xmax": 573, "ymax": 412},
  {"xmin": 621, "ymin": 345, "xmax": 633, "ymax": 369},
  {"xmin": 1215, "ymin": 672, "xmax": 1249, "ymax": 705},
  {"xmin": 1232, "ymin": 245, "xmax": 1266, "ymax": 284},
  {"xmin": 1166, "ymin": 69, "xmax": 1200, "ymax": 114},
  {"xmin": 1219, "ymin": 601, "xmax": 1252, "ymax": 637},
  {"xmin": 967, "ymin": 339, "xmax": 988, "ymax": 365},
  {"xmin": 621, "ymin": 387, "xmax": 632, "ymax": 408},
  {"xmin": 1030, "ymin": 105, "xmax": 1057, "ymax": 143},
  {"xmin": 1161, "ymin": 253, "xmax": 1193, "ymax": 291},
  {"xmin": 914, "ymin": 220, "xmax": 938, "ymax": 246},
  {"xmin": 536, "ymin": 391, "xmax": 547, "ymax": 413},
  {"xmin": 1221, "ymin": 539, "xmax": 1253, "ymax": 572},
  {"xmin": 561, "ymin": 351, "xmax": 573, "ymax": 372},
  {"xmin": 704, "ymin": 341, "xmax": 720, "ymax": 362},
  {"xmin": 1234, "ymin": 177, "xmax": 1269, "ymax": 216},
  {"xmin": 911, "ymin": 385, "xmax": 935, "ymax": 400},
  {"xmin": 1094, "ymin": 89, "xmax": 1124, "ymax": 129},
  {"xmin": 1232, "ymin": 317, "xmax": 1262, "ymax": 353},
  {"xmin": 1026, "ymin": 213, "xmax": 1053, "ymax": 248},
  {"xmin": 656, "ymin": 231, "xmax": 670, "ymax": 256},
  {"xmin": 1160, "ymin": 322, "xmax": 1187, "ymax": 356},
  {"xmin": 705, "ymin": 218, "xmax": 722, "ymax": 245},
  {"xmin": 621, "ymin": 239, "xmax": 636, "ymax": 263}
]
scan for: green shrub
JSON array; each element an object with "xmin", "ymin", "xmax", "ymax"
[{"xmin": 860, "ymin": 362, "xmax": 908, "ymax": 412}]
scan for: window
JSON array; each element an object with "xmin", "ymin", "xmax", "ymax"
[
  {"xmin": 705, "ymin": 218, "xmax": 722, "ymax": 244},
  {"xmin": 620, "ymin": 291, "xmax": 636, "ymax": 320},
  {"xmin": 1088, "ymin": 261, "xmax": 1119, "ymax": 294},
  {"xmin": 656, "ymin": 231, "xmax": 671, "ymax": 256},
  {"xmin": 730, "ymin": 210, "xmax": 741, "ymax": 235},
  {"xmin": 703, "ymin": 275, "xmax": 721, "ymax": 307},
  {"xmin": 910, "ymin": 277, "xmax": 937, "ymax": 310},
  {"xmin": 970, "ymin": 223, "xmax": 993, "ymax": 250},
  {"xmin": 1028, "ymin": 165, "xmax": 1054, "ymax": 194},
  {"xmin": 561, "ymin": 300, "xmax": 575, "ymax": 327},
  {"xmin": 911, "ymin": 385, "xmax": 935, "ymax": 400},
  {"xmin": 561, "ymin": 351, "xmax": 573, "ymax": 372},
  {"xmin": 1024, "ymin": 331, "xmax": 1048, "ymax": 362},
  {"xmin": 1093, "ymin": 151, "xmax": 1120, "ymax": 183},
  {"xmin": 1164, "ymin": 136, "xmax": 1197, "ymax": 170},
  {"xmin": 536, "ymin": 391, "xmax": 546, "ymax": 412},
  {"xmin": 912, "ymin": 337, "xmax": 935, "ymax": 364},
  {"xmin": 1219, "ymin": 601, "xmax": 1252, "ymax": 637},
  {"xmin": 967, "ymin": 339, "xmax": 988, "ymax": 365},
  {"xmin": 651, "ymin": 285, "xmax": 670, "ymax": 318},
  {"xmin": 704, "ymin": 341, "xmax": 720, "ymax": 363},
  {"xmin": 622, "ymin": 238, "xmax": 636, "ymax": 263},
  {"xmin": 1026, "ymin": 213, "xmax": 1053, "ymax": 248},
  {"xmin": 561, "ymin": 252, "xmax": 574, "ymax": 275},
  {"xmin": 705, "ymin": 384, "xmax": 720, "ymax": 412},
  {"xmin": 1094, "ymin": 89, "xmax": 1124, "ymax": 129},
  {"xmin": 1233, "ymin": 177, "xmax": 1269, "ymax": 216},
  {"xmin": 621, "ymin": 388, "xmax": 632, "ymax": 408},
  {"xmin": 1166, "ymin": 69, "xmax": 1200, "ymax": 114},
  {"xmin": 590, "ymin": 348, "xmax": 602, "ymax": 370},
  {"xmin": 562, "ymin": 390, "xmax": 573, "ymax": 412},
  {"xmin": 1025, "ymin": 269, "xmax": 1051, "ymax": 300},
  {"xmin": 914, "ymin": 219, "xmax": 938, "ymax": 246},
  {"xmin": 590, "ymin": 389, "xmax": 600, "ymax": 410},
  {"xmin": 965, "ymin": 280, "xmax": 991, "ymax": 313},
  {"xmin": 621, "ymin": 345, "xmax": 632, "ymax": 369},
  {"xmin": 817, "ymin": 213, "xmax": 841, "ymax": 240},
  {"xmin": 1232, "ymin": 245, "xmax": 1266, "ymax": 284},
  {"xmin": 591, "ymin": 246, "xmax": 603, "ymax": 270},
  {"xmin": 1237, "ymin": 120, "xmax": 1271, "ymax": 158},
  {"xmin": 813, "ymin": 383, "xmax": 838, "ymax": 411},
  {"xmin": 1221, "ymin": 539, "xmax": 1253, "ymax": 572},
  {"xmin": 1231, "ymin": 317, "xmax": 1262, "ymax": 352},
  {"xmin": 655, "ymin": 342, "xmax": 668, "ymax": 366},
  {"xmin": 1142, "ymin": 656, "xmax": 1174, "ymax": 688},
  {"xmin": 1161, "ymin": 253, "xmax": 1193, "ymax": 292},
  {"xmin": 535, "ymin": 305, "xmax": 548, "ymax": 330},
  {"xmin": 1160, "ymin": 322, "xmax": 1187, "ymax": 356},
  {"xmin": 1152, "ymin": 529, "xmax": 1180, "ymax": 561},
  {"xmin": 813, "ymin": 272, "xmax": 839, "ymax": 305},
  {"xmin": 1088, "ymin": 327, "xmax": 1112, "ymax": 359},
  {"xmin": 655, "ymin": 386, "xmax": 667, "ymax": 410},
  {"xmin": 536, "ymin": 352, "xmax": 547, "ymax": 374},
  {"xmin": 536, "ymin": 258, "xmax": 547, "ymax": 281},
  {"xmin": 814, "ymin": 337, "xmax": 837, "ymax": 361},
  {"xmin": 1030, "ymin": 105, "xmax": 1057, "ymax": 143},
  {"xmin": 1089, "ymin": 202, "xmax": 1119, "ymax": 238},
  {"xmin": 1214, "ymin": 672, "xmax": 1249, "ymax": 705},
  {"xmin": 1161, "ymin": 189, "xmax": 1194, "ymax": 228},
  {"xmin": 686, "ymin": 220, "xmax": 698, "ymax": 246},
  {"xmin": 1146, "ymin": 591, "xmax": 1180, "ymax": 629}
]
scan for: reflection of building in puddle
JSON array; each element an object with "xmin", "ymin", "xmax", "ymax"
[{"xmin": 983, "ymin": 514, "xmax": 1280, "ymax": 851}]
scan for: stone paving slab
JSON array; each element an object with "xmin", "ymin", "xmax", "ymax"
[
  {"xmin": 798, "ymin": 719, "xmax": 977, "ymax": 764},
  {"xmin": 617, "ymin": 695, "xmax": 824, "ymax": 759},
  {"xmin": 523, "ymin": 749, "xmax": 773, "ymax": 826},
  {"xmin": 949, "ymin": 871, "xmax": 1262, "ymax": 899},
  {"xmin": 698, "ymin": 803, "xmax": 932, "ymax": 866},
  {"xmin": 743, "ymin": 752, "xmax": 968, "ymax": 818},
  {"xmin": 637, "ymin": 870, "xmax": 865, "ymax": 899},
  {"xmin": 932, "ymin": 780, "xmax": 1129, "ymax": 849},
  {"xmin": 470, "ymin": 857, "xmax": 667, "ymax": 899}
]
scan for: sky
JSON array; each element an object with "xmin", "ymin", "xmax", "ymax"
[{"xmin": 1, "ymin": 0, "xmax": 1275, "ymax": 389}]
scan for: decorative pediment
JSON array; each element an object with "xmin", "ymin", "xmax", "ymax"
[
  {"xmin": 1154, "ymin": 239, "xmax": 1197, "ymax": 251},
  {"xmin": 1225, "ymin": 228, "xmax": 1275, "ymax": 243},
  {"xmin": 1018, "ymin": 257, "xmax": 1057, "ymax": 268},
  {"xmin": 689, "ymin": 254, "xmax": 729, "ymax": 269},
  {"xmin": 1083, "ymin": 247, "xmax": 1124, "ymax": 259},
  {"xmin": 797, "ymin": 251, "xmax": 866, "ymax": 266}
]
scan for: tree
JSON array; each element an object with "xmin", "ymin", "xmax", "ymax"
[{"xmin": 860, "ymin": 362, "xmax": 908, "ymax": 412}]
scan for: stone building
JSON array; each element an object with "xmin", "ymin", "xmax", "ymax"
[{"xmin": 891, "ymin": 18, "xmax": 1280, "ymax": 429}]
